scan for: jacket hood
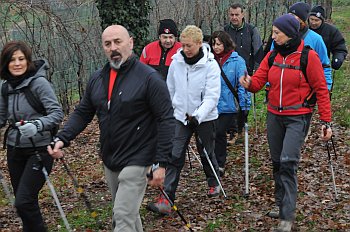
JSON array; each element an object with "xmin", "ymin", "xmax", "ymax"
[
  {"xmin": 17, "ymin": 59, "xmax": 49, "ymax": 88},
  {"xmin": 172, "ymin": 43, "xmax": 214, "ymax": 65}
]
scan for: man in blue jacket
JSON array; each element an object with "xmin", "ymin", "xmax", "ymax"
[{"xmin": 48, "ymin": 25, "xmax": 175, "ymax": 232}]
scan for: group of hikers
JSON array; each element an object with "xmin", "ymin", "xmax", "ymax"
[{"xmin": 0, "ymin": 1, "xmax": 347, "ymax": 232}]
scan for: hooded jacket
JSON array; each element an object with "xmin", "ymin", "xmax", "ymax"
[
  {"xmin": 166, "ymin": 43, "xmax": 221, "ymax": 124},
  {"xmin": 249, "ymin": 41, "xmax": 331, "ymax": 122},
  {"xmin": 57, "ymin": 55, "xmax": 175, "ymax": 171},
  {"xmin": 0, "ymin": 59, "xmax": 64, "ymax": 147},
  {"xmin": 218, "ymin": 51, "xmax": 251, "ymax": 114}
]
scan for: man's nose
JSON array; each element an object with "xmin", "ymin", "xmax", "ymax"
[{"xmin": 111, "ymin": 42, "xmax": 118, "ymax": 50}]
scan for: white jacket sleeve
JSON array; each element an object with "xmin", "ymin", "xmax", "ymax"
[{"xmin": 192, "ymin": 60, "xmax": 221, "ymax": 123}]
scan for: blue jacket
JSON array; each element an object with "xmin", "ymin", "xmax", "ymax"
[
  {"xmin": 218, "ymin": 51, "xmax": 251, "ymax": 114},
  {"xmin": 271, "ymin": 29, "xmax": 332, "ymax": 90}
]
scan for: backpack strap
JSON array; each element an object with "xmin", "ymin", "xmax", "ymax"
[
  {"xmin": 300, "ymin": 45, "xmax": 311, "ymax": 83},
  {"xmin": 23, "ymin": 81, "xmax": 47, "ymax": 116},
  {"xmin": 268, "ymin": 50, "xmax": 278, "ymax": 68}
]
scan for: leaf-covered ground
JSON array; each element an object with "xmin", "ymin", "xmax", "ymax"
[{"xmin": 0, "ymin": 114, "xmax": 349, "ymax": 231}]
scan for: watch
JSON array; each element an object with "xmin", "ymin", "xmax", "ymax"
[{"xmin": 151, "ymin": 163, "xmax": 160, "ymax": 172}]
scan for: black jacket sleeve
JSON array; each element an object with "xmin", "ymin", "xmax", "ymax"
[{"xmin": 146, "ymin": 73, "xmax": 175, "ymax": 167}]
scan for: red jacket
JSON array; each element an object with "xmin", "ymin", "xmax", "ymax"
[
  {"xmin": 140, "ymin": 41, "xmax": 181, "ymax": 79},
  {"xmin": 248, "ymin": 41, "xmax": 331, "ymax": 122}
]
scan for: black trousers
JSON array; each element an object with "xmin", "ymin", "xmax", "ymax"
[
  {"xmin": 164, "ymin": 120, "xmax": 219, "ymax": 201},
  {"xmin": 7, "ymin": 146, "xmax": 53, "ymax": 232},
  {"xmin": 215, "ymin": 113, "xmax": 236, "ymax": 168}
]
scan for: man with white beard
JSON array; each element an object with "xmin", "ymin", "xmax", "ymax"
[{"xmin": 48, "ymin": 25, "xmax": 175, "ymax": 232}]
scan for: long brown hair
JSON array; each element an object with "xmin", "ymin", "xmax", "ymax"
[{"xmin": 0, "ymin": 41, "xmax": 35, "ymax": 80}]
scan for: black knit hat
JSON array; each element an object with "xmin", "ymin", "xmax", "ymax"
[
  {"xmin": 158, "ymin": 19, "xmax": 178, "ymax": 37},
  {"xmin": 310, "ymin": 5, "xmax": 325, "ymax": 21},
  {"xmin": 273, "ymin": 14, "xmax": 300, "ymax": 38},
  {"xmin": 288, "ymin": 2, "xmax": 311, "ymax": 22}
]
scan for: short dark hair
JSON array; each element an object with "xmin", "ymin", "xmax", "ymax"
[
  {"xmin": 229, "ymin": 3, "xmax": 244, "ymax": 13},
  {"xmin": 0, "ymin": 41, "xmax": 35, "ymax": 80},
  {"xmin": 209, "ymin": 31, "xmax": 236, "ymax": 53}
]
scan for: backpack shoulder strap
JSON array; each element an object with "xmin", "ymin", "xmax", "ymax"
[
  {"xmin": 23, "ymin": 80, "xmax": 47, "ymax": 115},
  {"xmin": 1, "ymin": 81, "xmax": 8, "ymax": 104},
  {"xmin": 268, "ymin": 50, "xmax": 278, "ymax": 68},
  {"xmin": 300, "ymin": 45, "xmax": 311, "ymax": 83}
]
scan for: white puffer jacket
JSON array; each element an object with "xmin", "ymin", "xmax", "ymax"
[{"xmin": 166, "ymin": 43, "xmax": 221, "ymax": 124}]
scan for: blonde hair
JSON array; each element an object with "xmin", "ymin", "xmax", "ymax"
[{"xmin": 180, "ymin": 25, "xmax": 203, "ymax": 44}]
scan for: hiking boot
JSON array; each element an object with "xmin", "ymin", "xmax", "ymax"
[
  {"xmin": 147, "ymin": 195, "xmax": 171, "ymax": 215},
  {"xmin": 207, "ymin": 186, "xmax": 220, "ymax": 197},
  {"xmin": 267, "ymin": 205, "xmax": 279, "ymax": 219},
  {"xmin": 235, "ymin": 133, "xmax": 243, "ymax": 144},
  {"xmin": 274, "ymin": 220, "xmax": 293, "ymax": 232},
  {"xmin": 227, "ymin": 133, "xmax": 237, "ymax": 145},
  {"xmin": 219, "ymin": 167, "xmax": 225, "ymax": 177}
]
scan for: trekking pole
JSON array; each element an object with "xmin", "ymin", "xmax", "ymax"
[
  {"xmin": 186, "ymin": 148, "xmax": 193, "ymax": 170},
  {"xmin": 147, "ymin": 172, "xmax": 193, "ymax": 231},
  {"xmin": 187, "ymin": 144, "xmax": 203, "ymax": 167},
  {"xmin": 0, "ymin": 170, "xmax": 14, "ymax": 206},
  {"xmin": 196, "ymin": 135, "xmax": 227, "ymax": 198},
  {"xmin": 253, "ymin": 93, "xmax": 257, "ymax": 135},
  {"xmin": 325, "ymin": 141, "xmax": 339, "ymax": 201},
  {"xmin": 58, "ymin": 157, "xmax": 100, "ymax": 222},
  {"xmin": 16, "ymin": 125, "xmax": 73, "ymax": 232},
  {"xmin": 329, "ymin": 70, "xmax": 336, "ymax": 101},
  {"xmin": 243, "ymin": 85, "xmax": 250, "ymax": 198}
]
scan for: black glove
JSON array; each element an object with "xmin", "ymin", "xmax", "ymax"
[
  {"xmin": 241, "ymin": 110, "xmax": 249, "ymax": 123},
  {"xmin": 331, "ymin": 56, "xmax": 344, "ymax": 70},
  {"xmin": 186, "ymin": 114, "xmax": 199, "ymax": 130}
]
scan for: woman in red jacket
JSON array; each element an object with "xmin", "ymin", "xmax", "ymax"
[{"xmin": 240, "ymin": 14, "xmax": 332, "ymax": 232}]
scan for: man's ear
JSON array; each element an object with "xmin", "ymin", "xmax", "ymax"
[{"xmin": 129, "ymin": 37, "xmax": 134, "ymax": 50}]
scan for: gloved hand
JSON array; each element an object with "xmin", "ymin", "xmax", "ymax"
[
  {"xmin": 331, "ymin": 57, "xmax": 344, "ymax": 70},
  {"xmin": 16, "ymin": 120, "xmax": 43, "ymax": 138},
  {"xmin": 185, "ymin": 114, "xmax": 199, "ymax": 130},
  {"xmin": 240, "ymin": 110, "xmax": 249, "ymax": 123}
]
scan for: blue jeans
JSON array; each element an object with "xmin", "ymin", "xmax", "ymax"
[{"xmin": 7, "ymin": 146, "xmax": 53, "ymax": 232}]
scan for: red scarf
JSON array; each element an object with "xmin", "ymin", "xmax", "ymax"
[{"xmin": 214, "ymin": 50, "xmax": 234, "ymax": 67}]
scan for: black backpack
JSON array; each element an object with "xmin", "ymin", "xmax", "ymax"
[
  {"xmin": 1, "ymin": 79, "xmax": 59, "ymax": 146},
  {"xmin": 267, "ymin": 45, "xmax": 316, "ymax": 107}
]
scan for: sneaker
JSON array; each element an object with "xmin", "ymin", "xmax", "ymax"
[
  {"xmin": 219, "ymin": 167, "xmax": 225, "ymax": 177},
  {"xmin": 274, "ymin": 220, "xmax": 293, "ymax": 232},
  {"xmin": 267, "ymin": 205, "xmax": 279, "ymax": 219},
  {"xmin": 147, "ymin": 195, "xmax": 171, "ymax": 215},
  {"xmin": 207, "ymin": 186, "xmax": 220, "ymax": 197}
]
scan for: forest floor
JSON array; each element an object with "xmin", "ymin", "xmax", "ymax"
[{"xmin": 0, "ymin": 113, "xmax": 349, "ymax": 231}]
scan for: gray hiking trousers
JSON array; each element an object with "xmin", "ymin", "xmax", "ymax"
[
  {"xmin": 104, "ymin": 165, "xmax": 148, "ymax": 232},
  {"xmin": 267, "ymin": 112, "xmax": 311, "ymax": 221}
]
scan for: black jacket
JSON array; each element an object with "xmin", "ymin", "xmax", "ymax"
[
  {"xmin": 57, "ymin": 55, "xmax": 175, "ymax": 171},
  {"xmin": 310, "ymin": 22, "xmax": 348, "ymax": 69},
  {"xmin": 224, "ymin": 20, "xmax": 264, "ymax": 75}
]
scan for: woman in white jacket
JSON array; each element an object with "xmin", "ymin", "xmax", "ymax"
[{"xmin": 148, "ymin": 25, "xmax": 222, "ymax": 215}]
